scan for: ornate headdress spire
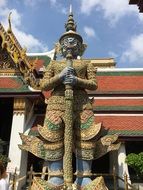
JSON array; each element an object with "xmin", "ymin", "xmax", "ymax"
[
  {"xmin": 69, "ymin": 4, "xmax": 72, "ymax": 14},
  {"xmin": 65, "ymin": 4, "xmax": 76, "ymax": 32},
  {"xmin": 59, "ymin": 5, "xmax": 86, "ymax": 59}
]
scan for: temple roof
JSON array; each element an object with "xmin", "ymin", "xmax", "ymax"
[
  {"xmin": 0, "ymin": 76, "xmax": 30, "ymax": 92},
  {"xmin": 0, "ymin": 22, "xmax": 53, "ymax": 90},
  {"xmin": 28, "ymin": 55, "xmax": 51, "ymax": 72},
  {"xmin": 95, "ymin": 115, "xmax": 143, "ymax": 137},
  {"xmin": 0, "ymin": 76, "xmax": 42, "ymax": 98},
  {"xmin": 93, "ymin": 99, "xmax": 143, "ymax": 112},
  {"xmin": 90, "ymin": 69, "xmax": 143, "ymax": 95}
]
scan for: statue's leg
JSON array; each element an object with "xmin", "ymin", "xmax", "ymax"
[
  {"xmin": 74, "ymin": 158, "xmax": 92, "ymax": 187},
  {"xmin": 48, "ymin": 159, "xmax": 64, "ymax": 186},
  {"xmin": 38, "ymin": 110, "xmax": 64, "ymax": 187},
  {"xmin": 74, "ymin": 110, "xmax": 101, "ymax": 188}
]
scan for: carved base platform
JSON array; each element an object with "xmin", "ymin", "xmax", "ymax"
[
  {"xmin": 31, "ymin": 177, "xmax": 63, "ymax": 190},
  {"xmin": 31, "ymin": 176, "xmax": 108, "ymax": 190},
  {"xmin": 82, "ymin": 176, "xmax": 108, "ymax": 190}
]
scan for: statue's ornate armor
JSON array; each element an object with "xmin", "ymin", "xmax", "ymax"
[
  {"xmin": 19, "ymin": 8, "xmax": 120, "ymax": 189},
  {"xmin": 20, "ymin": 59, "xmax": 119, "ymax": 163},
  {"xmin": 39, "ymin": 59, "xmax": 100, "ymax": 161}
]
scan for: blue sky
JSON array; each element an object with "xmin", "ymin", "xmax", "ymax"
[{"xmin": 0, "ymin": 0, "xmax": 143, "ymax": 68}]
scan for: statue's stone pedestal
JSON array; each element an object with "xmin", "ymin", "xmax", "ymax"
[{"xmin": 31, "ymin": 176, "xmax": 108, "ymax": 190}]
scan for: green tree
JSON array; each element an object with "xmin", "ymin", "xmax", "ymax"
[
  {"xmin": 126, "ymin": 152, "xmax": 143, "ymax": 178},
  {"xmin": 0, "ymin": 138, "xmax": 10, "ymax": 167}
]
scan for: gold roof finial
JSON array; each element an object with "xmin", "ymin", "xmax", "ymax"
[
  {"xmin": 65, "ymin": 4, "xmax": 76, "ymax": 32},
  {"xmin": 7, "ymin": 12, "xmax": 12, "ymax": 33},
  {"xmin": 69, "ymin": 4, "xmax": 72, "ymax": 14}
]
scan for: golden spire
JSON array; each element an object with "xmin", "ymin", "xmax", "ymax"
[
  {"xmin": 69, "ymin": 4, "xmax": 72, "ymax": 14},
  {"xmin": 7, "ymin": 12, "xmax": 12, "ymax": 33},
  {"xmin": 65, "ymin": 4, "xmax": 76, "ymax": 32}
]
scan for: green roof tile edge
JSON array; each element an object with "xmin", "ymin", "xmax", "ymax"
[
  {"xmin": 108, "ymin": 130, "xmax": 143, "ymax": 136},
  {"xmin": 94, "ymin": 106, "xmax": 143, "ymax": 111},
  {"xmin": 97, "ymin": 71, "xmax": 143, "ymax": 76}
]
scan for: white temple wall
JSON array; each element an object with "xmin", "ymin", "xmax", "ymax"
[
  {"xmin": 7, "ymin": 98, "xmax": 34, "ymax": 190},
  {"xmin": 118, "ymin": 142, "xmax": 131, "ymax": 189}
]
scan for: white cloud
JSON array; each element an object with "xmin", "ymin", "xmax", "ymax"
[
  {"xmin": 23, "ymin": 0, "xmax": 46, "ymax": 7},
  {"xmin": 0, "ymin": 2, "xmax": 48, "ymax": 52},
  {"xmin": 49, "ymin": 1, "xmax": 67, "ymax": 14},
  {"xmin": 80, "ymin": 0, "xmax": 139, "ymax": 24},
  {"xmin": 0, "ymin": 0, "xmax": 7, "ymax": 8},
  {"xmin": 22, "ymin": 0, "xmax": 67, "ymax": 14},
  {"xmin": 13, "ymin": 27, "xmax": 48, "ymax": 52},
  {"xmin": 121, "ymin": 34, "xmax": 143, "ymax": 66},
  {"xmin": 84, "ymin": 26, "xmax": 96, "ymax": 38},
  {"xmin": 80, "ymin": 0, "xmax": 100, "ymax": 15}
]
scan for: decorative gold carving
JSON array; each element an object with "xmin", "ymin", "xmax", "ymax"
[
  {"xmin": 0, "ymin": 21, "xmax": 40, "ymax": 89},
  {"xmin": 13, "ymin": 98, "xmax": 26, "ymax": 114},
  {"xmin": 55, "ymin": 42, "xmax": 62, "ymax": 56},
  {"xmin": 0, "ymin": 70, "xmax": 21, "ymax": 76},
  {"xmin": 63, "ymin": 85, "xmax": 74, "ymax": 186},
  {"xmin": 19, "ymin": 133, "xmax": 64, "ymax": 161},
  {"xmin": 38, "ymin": 125, "xmax": 64, "ymax": 142},
  {"xmin": 101, "ymin": 134, "xmax": 118, "ymax": 146},
  {"xmin": 82, "ymin": 176, "xmax": 108, "ymax": 190},
  {"xmin": 75, "ymin": 141, "xmax": 96, "ymax": 150},
  {"xmin": 76, "ymin": 122, "xmax": 102, "ymax": 141},
  {"xmin": 75, "ymin": 171, "xmax": 92, "ymax": 177},
  {"xmin": 0, "ymin": 45, "xmax": 17, "ymax": 70},
  {"xmin": 76, "ymin": 148, "xmax": 96, "ymax": 160},
  {"xmin": 76, "ymin": 135, "xmax": 120, "ymax": 160},
  {"xmin": 48, "ymin": 169, "xmax": 63, "ymax": 177},
  {"xmin": 43, "ymin": 141, "xmax": 64, "ymax": 150},
  {"xmin": 31, "ymin": 176, "xmax": 108, "ymax": 190},
  {"xmin": 7, "ymin": 12, "xmax": 12, "ymax": 33}
]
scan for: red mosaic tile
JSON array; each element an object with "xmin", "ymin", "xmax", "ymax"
[{"xmin": 0, "ymin": 78, "xmax": 21, "ymax": 88}]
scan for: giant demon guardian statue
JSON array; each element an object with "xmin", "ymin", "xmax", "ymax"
[{"xmin": 19, "ymin": 7, "xmax": 120, "ymax": 190}]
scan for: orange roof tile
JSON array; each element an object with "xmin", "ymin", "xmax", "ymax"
[
  {"xmin": 96, "ymin": 76, "xmax": 143, "ymax": 93},
  {"xmin": 95, "ymin": 116, "xmax": 143, "ymax": 131}
]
